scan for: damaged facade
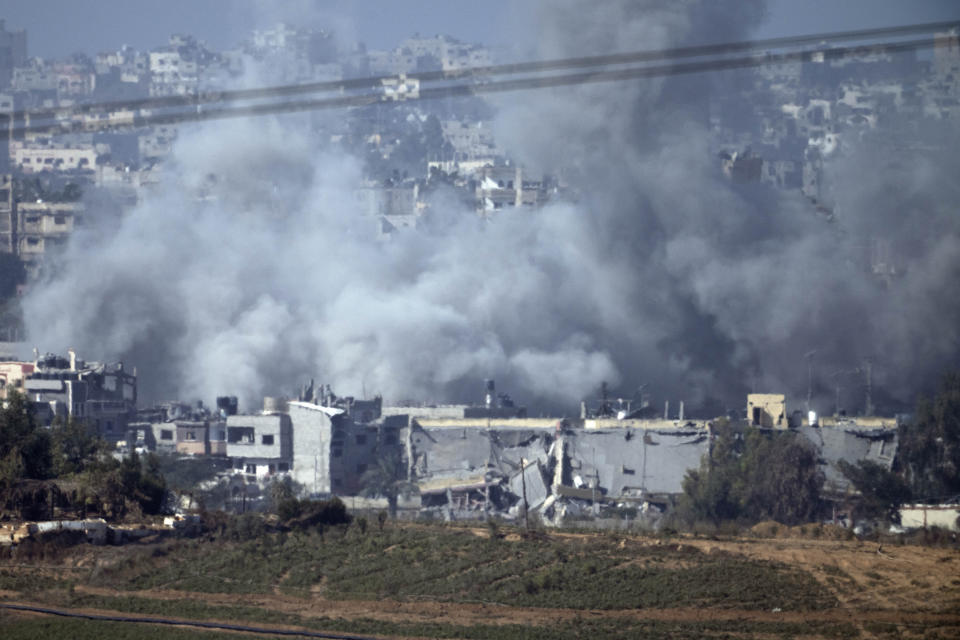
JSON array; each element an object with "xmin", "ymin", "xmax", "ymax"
[{"xmin": 18, "ymin": 349, "xmax": 137, "ymax": 441}]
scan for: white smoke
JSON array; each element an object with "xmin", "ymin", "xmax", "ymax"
[{"xmin": 22, "ymin": 1, "xmax": 960, "ymax": 415}]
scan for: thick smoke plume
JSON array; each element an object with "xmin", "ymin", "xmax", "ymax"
[{"xmin": 22, "ymin": 1, "xmax": 960, "ymax": 415}]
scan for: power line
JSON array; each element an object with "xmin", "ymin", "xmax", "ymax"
[
  {"xmin": 7, "ymin": 29, "xmax": 951, "ymax": 137},
  {"xmin": 15, "ymin": 19, "xmax": 957, "ymax": 119}
]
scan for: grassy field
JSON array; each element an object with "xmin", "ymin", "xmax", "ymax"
[
  {"xmin": 1, "ymin": 521, "xmax": 958, "ymax": 639},
  {"xmin": 83, "ymin": 523, "xmax": 834, "ymax": 611}
]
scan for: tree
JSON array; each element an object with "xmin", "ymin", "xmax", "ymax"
[
  {"xmin": 898, "ymin": 372, "xmax": 960, "ymax": 501},
  {"xmin": 680, "ymin": 422, "xmax": 743, "ymax": 524},
  {"xmin": 838, "ymin": 459, "xmax": 912, "ymax": 523},
  {"xmin": 50, "ymin": 417, "xmax": 105, "ymax": 477},
  {"xmin": 0, "ymin": 391, "xmax": 53, "ymax": 486},
  {"xmin": 360, "ymin": 453, "xmax": 416, "ymax": 519},
  {"xmin": 680, "ymin": 422, "xmax": 824, "ymax": 526},
  {"xmin": 81, "ymin": 450, "xmax": 167, "ymax": 519}
]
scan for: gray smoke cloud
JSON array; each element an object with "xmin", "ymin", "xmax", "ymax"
[{"xmin": 22, "ymin": 1, "xmax": 960, "ymax": 415}]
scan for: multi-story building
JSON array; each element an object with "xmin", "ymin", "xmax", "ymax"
[
  {"xmin": 14, "ymin": 201, "xmax": 82, "ymax": 278},
  {"xmin": 0, "ymin": 20, "xmax": 28, "ymax": 89},
  {"xmin": 149, "ymin": 48, "xmax": 198, "ymax": 97},
  {"xmin": 227, "ymin": 402, "xmax": 293, "ymax": 481},
  {"xmin": 0, "ymin": 173, "xmax": 13, "ymax": 253},
  {"xmin": 475, "ymin": 165, "xmax": 545, "ymax": 212},
  {"xmin": 22, "ymin": 350, "xmax": 137, "ymax": 441},
  {"xmin": 0, "ymin": 359, "xmax": 34, "ymax": 400}
]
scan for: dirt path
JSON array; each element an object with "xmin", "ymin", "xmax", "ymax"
[{"xmin": 63, "ymin": 583, "xmax": 960, "ymax": 631}]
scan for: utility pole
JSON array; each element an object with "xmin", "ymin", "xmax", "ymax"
[
  {"xmin": 484, "ymin": 380, "xmax": 492, "ymax": 515},
  {"xmin": 520, "ymin": 458, "xmax": 529, "ymax": 531},
  {"xmin": 831, "ymin": 371, "xmax": 842, "ymax": 417},
  {"xmin": 863, "ymin": 358, "xmax": 873, "ymax": 416},
  {"xmin": 592, "ymin": 447, "xmax": 599, "ymax": 516},
  {"xmin": 804, "ymin": 349, "xmax": 817, "ymax": 412}
]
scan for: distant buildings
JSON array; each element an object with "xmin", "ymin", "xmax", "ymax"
[{"xmin": 0, "ymin": 20, "xmax": 28, "ymax": 89}]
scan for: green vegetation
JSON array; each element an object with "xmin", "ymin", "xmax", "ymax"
[
  {"xmin": 0, "ymin": 393, "xmax": 166, "ymax": 521},
  {"xmin": 838, "ymin": 459, "xmax": 912, "ymax": 522},
  {"xmin": 898, "ymin": 371, "xmax": 960, "ymax": 501},
  {"xmin": 0, "ymin": 608, "xmax": 860, "ymax": 640},
  {"xmin": 83, "ymin": 524, "xmax": 833, "ymax": 611},
  {"xmin": 679, "ymin": 422, "xmax": 823, "ymax": 526}
]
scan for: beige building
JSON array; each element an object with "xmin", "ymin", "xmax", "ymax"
[
  {"xmin": 747, "ymin": 393, "xmax": 787, "ymax": 428},
  {"xmin": 0, "ymin": 360, "xmax": 34, "ymax": 400},
  {"xmin": 15, "ymin": 201, "xmax": 82, "ymax": 278},
  {"xmin": 11, "ymin": 143, "xmax": 98, "ymax": 173}
]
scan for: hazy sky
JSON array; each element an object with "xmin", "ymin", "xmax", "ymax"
[{"xmin": 3, "ymin": 0, "xmax": 958, "ymax": 60}]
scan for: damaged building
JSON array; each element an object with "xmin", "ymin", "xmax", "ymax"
[
  {"xmin": 111, "ymin": 372, "xmax": 902, "ymax": 527},
  {"xmin": 20, "ymin": 349, "xmax": 137, "ymax": 441}
]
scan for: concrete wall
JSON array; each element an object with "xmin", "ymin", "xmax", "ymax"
[
  {"xmin": 900, "ymin": 505, "xmax": 960, "ymax": 531},
  {"xmin": 565, "ymin": 429, "xmax": 709, "ymax": 497},
  {"xmin": 226, "ymin": 413, "xmax": 292, "ymax": 461},
  {"xmin": 176, "ymin": 422, "xmax": 209, "ymax": 456},
  {"xmin": 150, "ymin": 423, "xmax": 178, "ymax": 453},
  {"xmin": 584, "ymin": 418, "xmax": 711, "ymax": 431},
  {"xmin": 288, "ymin": 402, "xmax": 335, "ymax": 495},
  {"xmin": 747, "ymin": 393, "xmax": 787, "ymax": 428}
]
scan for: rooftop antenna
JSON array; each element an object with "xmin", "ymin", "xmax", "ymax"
[{"xmin": 829, "ymin": 369, "xmax": 846, "ymax": 417}]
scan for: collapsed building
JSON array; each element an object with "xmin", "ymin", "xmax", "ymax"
[
  {"xmin": 41, "ymin": 368, "xmax": 898, "ymax": 526},
  {"xmin": 405, "ymin": 412, "xmax": 712, "ymax": 525}
]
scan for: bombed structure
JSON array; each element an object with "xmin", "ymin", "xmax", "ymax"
[
  {"xmin": 103, "ymin": 376, "xmax": 898, "ymax": 526},
  {"xmin": 0, "ymin": 341, "xmax": 904, "ymax": 525}
]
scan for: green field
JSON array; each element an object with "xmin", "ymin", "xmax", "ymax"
[{"xmin": 0, "ymin": 521, "xmax": 918, "ymax": 640}]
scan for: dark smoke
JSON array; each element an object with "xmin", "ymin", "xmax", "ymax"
[{"xmin": 22, "ymin": 1, "xmax": 960, "ymax": 415}]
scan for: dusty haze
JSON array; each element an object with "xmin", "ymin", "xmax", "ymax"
[{"xmin": 21, "ymin": 1, "xmax": 960, "ymax": 414}]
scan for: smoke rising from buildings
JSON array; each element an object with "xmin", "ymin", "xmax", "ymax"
[{"xmin": 21, "ymin": 1, "xmax": 960, "ymax": 414}]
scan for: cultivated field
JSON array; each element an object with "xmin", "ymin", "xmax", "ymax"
[{"xmin": 1, "ymin": 521, "xmax": 958, "ymax": 639}]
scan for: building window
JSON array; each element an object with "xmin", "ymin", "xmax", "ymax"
[
  {"xmin": 332, "ymin": 448, "xmax": 343, "ymax": 458},
  {"xmin": 262, "ymin": 434, "xmax": 274, "ymax": 445},
  {"xmin": 160, "ymin": 430, "xmax": 174, "ymax": 440},
  {"xmin": 245, "ymin": 463, "xmax": 256, "ymax": 474},
  {"xmin": 332, "ymin": 478, "xmax": 342, "ymax": 489},
  {"xmin": 186, "ymin": 431, "xmax": 195, "ymax": 441},
  {"xmin": 356, "ymin": 463, "xmax": 367, "ymax": 475},
  {"xmin": 278, "ymin": 463, "xmax": 289, "ymax": 472},
  {"xmin": 355, "ymin": 434, "xmax": 367, "ymax": 446}
]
